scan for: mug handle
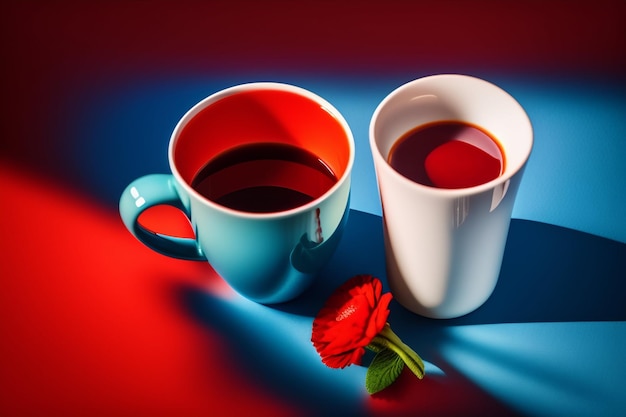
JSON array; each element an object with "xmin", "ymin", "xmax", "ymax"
[{"xmin": 119, "ymin": 174, "xmax": 206, "ymax": 261}]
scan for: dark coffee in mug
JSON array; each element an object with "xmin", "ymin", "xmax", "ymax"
[
  {"xmin": 191, "ymin": 142, "xmax": 337, "ymax": 213},
  {"xmin": 388, "ymin": 121, "xmax": 505, "ymax": 189}
]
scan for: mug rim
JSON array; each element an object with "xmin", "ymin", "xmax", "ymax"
[
  {"xmin": 369, "ymin": 74, "xmax": 533, "ymax": 197},
  {"xmin": 169, "ymin": 82, "xmax": 355, "ymax": 219}
]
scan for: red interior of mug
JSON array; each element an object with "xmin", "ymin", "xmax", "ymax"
[{"xmin": 172, "ymin": 87, "xmax": 351, "ymax": 192}]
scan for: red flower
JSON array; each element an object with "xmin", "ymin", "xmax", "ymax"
[{"xmin": 311, "ymin": 275, "xmax": 393, "ymax": 368}]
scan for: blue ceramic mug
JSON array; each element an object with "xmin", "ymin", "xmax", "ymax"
[{"xmin": 119, "ymin": 83, "xmax": 354, "ymax": 303}]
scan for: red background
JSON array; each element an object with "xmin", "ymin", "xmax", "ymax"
[{"xmin": 1, "ymin": 1, "xmax": 624, "ymax": 416}]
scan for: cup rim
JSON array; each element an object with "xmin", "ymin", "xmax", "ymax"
[
  {"xmin": 369, "ymin": 74, "xmax": 533, "ymax": 197},
  {"xmin": 169, "ymin": 82, "xmax": 355, "ymax": 219}
]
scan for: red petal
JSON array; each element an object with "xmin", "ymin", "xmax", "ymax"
[
  {"xmin": 363, "ymin": 286, "xmax": 392, "ymax": 339},
  {"xmin": 311, "ymin": 275, "xmax": 392, "ymax": 368},
  {"xmin": 322, "ymin": 347, "xmax": 364, "ymax": 369},
  {"xmin": 364, "ymin": 277, "xmax": 381, "ymax": 308}
]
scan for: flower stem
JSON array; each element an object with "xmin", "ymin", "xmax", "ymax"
[{"xmin": 370, "ymin": 323, "xmax": 425, "ymax": 379}]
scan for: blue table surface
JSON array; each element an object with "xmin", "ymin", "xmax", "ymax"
[{"xmin": 2, "ymin": 2, "xmax": 625, "ymax": 416}]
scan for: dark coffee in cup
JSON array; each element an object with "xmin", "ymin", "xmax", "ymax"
[
  {"xmin": 191, "ymin": 142, "xmax": 337, "ymax": 213},
  {"xmin": 388, "ymin": 120, "xmax": 504, "ymax": 189}
]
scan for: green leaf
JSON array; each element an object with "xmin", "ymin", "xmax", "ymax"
[
  {"xmin": 374, "ymin": 324, "xmax": 425, "ymax": 380},
  {"xmin": 365, "ymin": 348, "xmax": 405, "ymax": 394}
]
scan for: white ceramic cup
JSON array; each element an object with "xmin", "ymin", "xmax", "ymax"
[{"xmin": 369, "ymin": 74, "xmax": 533, "ymax": 319}]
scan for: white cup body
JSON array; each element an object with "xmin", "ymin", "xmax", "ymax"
[{"xmin": 369, "ymin": 74, "xmax": 533, "ymax": 318}]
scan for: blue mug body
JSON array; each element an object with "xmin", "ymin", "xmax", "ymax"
[{"xmin": 119, "ymin": 83, "xmax": 354, "ymax": 303}]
